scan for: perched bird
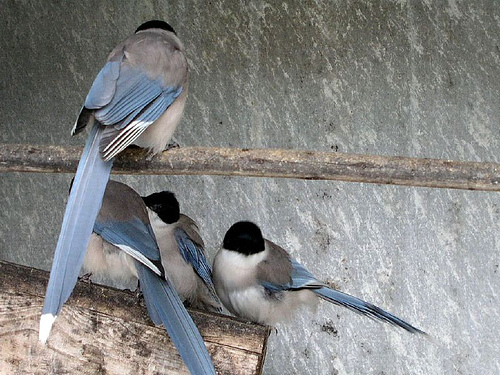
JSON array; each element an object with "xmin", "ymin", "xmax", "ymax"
[
  {"xmin": 213, "ymin": 221, "xmax": 425, "ymax": 334},
  {"xmin": 82, "ymin": 180, "xmax": 215, "ymax": 374},
  {"xmin": 142, "ymin": 191, "xmax": 222, "ymax": 313},
  {"xmin": 41, "ymin": 20, "xmax": 189, "ymax": 342}
]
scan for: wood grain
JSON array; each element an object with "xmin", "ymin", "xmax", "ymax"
[
  {"xmin": 0, "ymin": 261, "xmax": 270, "ymax": 375},
  {"xmin": 0, "ymin": 144, "xmax": 498, "ymax": 191}
]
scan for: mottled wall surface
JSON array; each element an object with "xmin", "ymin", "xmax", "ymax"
[{"xmin": 1, "ymin": 1, "xmax": 499, "ymax": 374}]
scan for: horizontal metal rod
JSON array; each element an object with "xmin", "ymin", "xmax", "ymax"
[{"xmin": 1, "ymin": 143, "xmax": 499, "ymax": 191}]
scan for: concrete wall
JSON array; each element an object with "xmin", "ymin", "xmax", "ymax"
[{"xmin": 1, "ymin": 1, "xmax": 499, "ymax": 374}]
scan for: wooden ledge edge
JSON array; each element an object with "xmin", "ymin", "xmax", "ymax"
[{"xmin": 0, "ymin": 260, "xmax": 271, "ymax": 375}]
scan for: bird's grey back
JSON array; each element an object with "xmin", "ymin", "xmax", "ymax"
[
  {"xmin": 256, "ymin": 240, "xmax": 293, "ymax": 287},
  {"xmin": 112, "ymin": 29, "xmax": 188, "ymax": 88},
  {"xmin": 98, "ymin": 180, "xmax": 149, "ymax": 223}
]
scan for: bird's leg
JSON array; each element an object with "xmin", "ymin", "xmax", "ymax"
[
  {"xmin": 79, "ymin": 272, "xmax": 93, "ymax": 283},
  {"xmin": 134, "ymin": 280, "xmax": 144, "ymax": 302},
  {"xmin": 164, "ymin": 141, "xmax": 180, "ymax": 150}
]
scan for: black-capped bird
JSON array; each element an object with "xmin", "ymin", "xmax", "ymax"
[
  {"xmin": 214, "ymin": 221, "xmax": 425, "ymax": 335},
  {"xmin": 82, "ymin": 180, "xmax": 215, "ymax": 374}
]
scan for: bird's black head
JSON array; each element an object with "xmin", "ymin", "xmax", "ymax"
[
  {"xmin": 142, "ymin": 191, "xmax": 180, "ymax": 224},
  {"xmin": 223, "ymin": 221, "xmax": 265, "ymax": 256},
  {"xmin": 135, "ymin": 20, "xmax": 176, "ymax": 34}
]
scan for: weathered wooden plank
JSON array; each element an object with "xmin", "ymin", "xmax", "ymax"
[
  {"xmin": 0, "ymin": 260, "xmax": 270, "ymax": 375},
  {"xmin": 0, "ymin": 144, "xmax": 498, "ymax": 191}
]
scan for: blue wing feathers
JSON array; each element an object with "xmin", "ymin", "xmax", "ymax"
[
  {"xmin": 92, "ymin": 65, "xmax": 183, "ymax": 128},
  {"xmin": 94, "ymin": 218, "xmax": 160, "ymax": 262},
  {"xmin": 260, "ymin": 259, "xmax": 322, "ymax": 292},
  {"xmin": 95, "ymin": 73, "xmax": 162, "ymax": 125},
  {"xmin": 289, "ymin": 259, "xmax": 324, "ymax": 289},
  {"xmin": 174, "ymin": 228, "xmax": 220, "ymax": 304},
  {"xmin": 174, "ymin": 228, "xmax": 212, "ymax": 287},
  {"xmin": 96, "ymin": 75, "xmax": 182, "ymax": 160},
  {"xmin": 85, "ymin": 59, "xmax": 123, "ymax": 109},
  {"xmin": 82, "ymin": 61, "xmax": 184, "ymax": 162}
]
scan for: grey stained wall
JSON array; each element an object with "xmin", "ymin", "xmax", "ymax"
[{"xmin": 1, "ymin": 1, "xmax": 499, "ymax": 374}]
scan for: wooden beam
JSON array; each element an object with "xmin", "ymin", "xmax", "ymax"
[
  {"xmin": 1, "ymin": 143, "xmax": 499, "ymax": 191},
  {"xmin": 0, "ymin": 260, "xmax": 270, "ymax": 375}
]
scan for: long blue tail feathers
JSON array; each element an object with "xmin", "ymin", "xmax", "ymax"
[
  {"xmin": 136, "ymin": 263, "xmax": 216, "ymax": 375},
  {"xmin": 40, "ymin": 122, "xmax": 113, "ymax": 343},
  {"xmin": 314, "ymin": 287, "xmax": 426, "ymax": 335}
]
